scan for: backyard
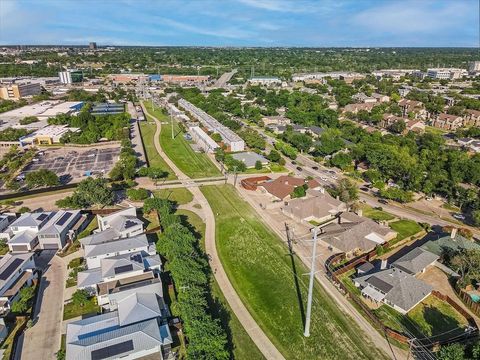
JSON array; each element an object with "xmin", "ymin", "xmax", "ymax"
[
  {"xmin": 202, "ymin": 184, "xmax": 388, "ymax": 360},
  {"xmin": 389, "ymin": 220, "xmax": 424, "ymax": 241},
  {"xmin": 174, "ymin": 208, "xmax": 265, "ymax": 360},
  {"xmin": 63, "ymin": 296, "xmax": 99, "ymax": 320},
  {"xmin": 374, "ymin": 295, "xmax": 468, "ymax": 342},
  {"xmin": 143, "ymin": 102, "xmax": 222, "ymax": 179},
  {"xmin": 138, "ymin": 120, "xmax": 177, "ymax": 180}
]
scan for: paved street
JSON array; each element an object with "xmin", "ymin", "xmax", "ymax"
[
  {"xmin": 21, "ymin": 253, "xmax": 65, "ymax": 360},
  {"xmin": 142, "ymin": 101, "xmax": 286, "ymax": 360},
  {"xmin": 127, "ymin": 101, "xmax": 147, "ymax": 167}
]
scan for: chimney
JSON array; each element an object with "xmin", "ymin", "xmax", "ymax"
[
  {"xmin": 451, "ymin": 227, "xmax": 458, "ymax": 239},
  {"xmin": 381, "ymin": 259, "xmax": 388, "ymax": 270}
]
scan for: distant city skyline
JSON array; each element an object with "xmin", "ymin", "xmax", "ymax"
[{"xmin": 0, "ymin": 0, "xmax": 478, "ymax": 47}]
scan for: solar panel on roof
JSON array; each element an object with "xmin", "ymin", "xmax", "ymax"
[
  {"xmin": 91, "ymin": 340, "xmax": 134, "ymax": 360},
  {"xmin": 114, "ymin": 264, "xmax": 134, "ymax": 275},
  {"xmin": 36, "ymin": 213, "xmax": 49, "ymax": 221},
  {"xmin": 124, "ymin": 220, "xmax": 137, "ymax": 229},
  {"xmin": 0, "ymin": 258, "xmax": 24, "ymax": 280},
  {"xmin": 56, "ymin": 212, "xmax": 72, "ymax": 226}
]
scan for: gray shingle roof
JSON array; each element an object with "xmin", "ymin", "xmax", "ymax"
[
  {"xmin": 84, "ymin": 234, "xmax": 149, "ymax": 258},
  {"xmin": 77, "ymin": 268, "xmax": 102, "ymax": 289},
  {"xmin": 117, "ymin": 293, "xmax": 162, "ymax": 327},
  {"xmin": 392, "ymin": 247, "xmax": 439, "ymax": 275}
]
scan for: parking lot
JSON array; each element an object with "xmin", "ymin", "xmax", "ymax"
[{"xmin": 22, "ymin": 146, "xmax": 121, "ymax": 183}]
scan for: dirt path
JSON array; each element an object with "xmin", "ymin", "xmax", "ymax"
[{"xmin": 142, "ymin": 102, "xmax": 286, "ymax": 360}]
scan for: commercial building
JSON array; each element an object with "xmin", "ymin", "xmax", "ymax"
[
  {"xmin": 230, "ymin": 152, "xmax": 268, "ymax": 168},
  {"xmin": 426, "ymin": 68, "xmax": 467, "ymax": 80},
  {"xmin": 248, "ymin": 77, "xmax": 281, "ymax": 85},
  {"xmin": 188, "ymin": 126, "xmax": 219, "ymax": 153},
  {"xmin": 90, "ymin": 102, "xmax": 125, "ymax": 116},
  {"xmin": 89, "ymin": 42, "xmax": 97, "ymax": 50},
  {"xmin": 178, "ymin": 99, "xmax": 245, "ymax": 152},
  {"xmin": 0, "ymin": 81, "xmax": 41, "ymax": 100},
  {"xmin": 0, "ymin": 253, "xmax": 37, "ymax": 315},
  {"xmin": 469, "ymin": 61, "xmax": 480, "ymax": 74},
  {"xmin": 19, "ymin": 125, "xmax": 80, "ymax": 146},
  {"xmin": 160, "ymin": 74, "xmax": 210, "ymax": 84},
  {"xmin": 59, "ymin": 69, "xmax": 84, "ymax": 84}
]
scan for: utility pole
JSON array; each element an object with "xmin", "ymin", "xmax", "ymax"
[
  {"xmin": 233, "ymin": 165, "xmax": 238, "ymax": 187},
  {"xmin": 171, "ymin": 112, "xmax": 174, "ymax": 139},
  {"xmin": 304, "ymin": 227, "xmax": 318, "ymax": 337}
]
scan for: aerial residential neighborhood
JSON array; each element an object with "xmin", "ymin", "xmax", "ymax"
[{"xmin": 0, "ymin": 1, "xmax": 479, "ymax": 360}]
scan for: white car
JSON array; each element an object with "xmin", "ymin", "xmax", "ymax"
[
  {"xmin": 453, "ymin": 213, "xmax": 466, "ymax": 220},
  {"xmin": 331, "ymin": 175, "xmax": 338, "ymax": 180}
]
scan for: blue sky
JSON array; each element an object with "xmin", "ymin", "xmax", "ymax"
[{"xmin": 0, "ymin": 0, "xmax": 478, "ymax": 47}]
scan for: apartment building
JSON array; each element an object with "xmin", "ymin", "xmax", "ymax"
[
  {"xmin": 431, "ymin": 113, "xmax": 464, "ymax": 131},
  {"xmin": 426, "ymin": 68, "xmax": 467, "ymax": 80},
  {"xmin": 178, "ymin": 99, "xmax": 245, "ymax": 152},
  {"xmin": 188, "ymin": 126, "xmax": 219, "ymax": 153}
]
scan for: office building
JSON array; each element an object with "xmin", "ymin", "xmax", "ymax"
[
  {"xmin": 426, "ymin": 68, "xmax": 467, "ymax": 80},
  {"xmin": 89, "ymin": 42, "xmax": 97, "ymax": 50},
  {"xmin": 59, "ymin": 69, "xmax": 84, "ymax": 84},
  {"xmin": 0, "ymin": 82, "xmax": 42, "ymax": 100},
  {"xmin": 469, "ymin": 61, "xmax": 480, "ymax": 74}
]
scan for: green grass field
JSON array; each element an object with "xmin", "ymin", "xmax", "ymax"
[
  {"xmin": 155, "ymin": 188, "xmax": 193, "ymax": 205},
  {"xmin": 361, "ymin": 205, "xmax": 395, "ymax": 221},
  {"xmin": 63, "ymin": 297, "xmax": 99, "ymax": 320},
  {"xmin": 202, "ymin": 184, "xmax": 388, "ymax": 360},
  {"xmin": 143, "ymin": 102, "xmax": 221, "ymax": 179},
  {"xmin": 389, "ymin": 220, "xmax": 424, "ymax": 240},
  {"xmin": 175, "ymin": 208, "xmax": 265, "ymax": 360},
  {"xmin": 138, "ymin": 120, "xmax": 177, "ymax": 180}
]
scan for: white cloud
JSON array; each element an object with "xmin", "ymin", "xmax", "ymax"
[{"xmin": 237, "ymin": 0, "xmax": 309, "ymax": 13}]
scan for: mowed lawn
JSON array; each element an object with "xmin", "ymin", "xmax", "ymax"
[
  {"xmin": 175, "ymin": 208, "xmax": 265, "ymax": 360},
  {"xmin": 202, "ymin": 184, "xmax": 388, "ymax": 360},
  {"xmin": 361, "ymin": 204, "xmax": 395, "ymax": 221},
  {"xmin": 138, "ymin": 120, "xmax": 177, "ymax": 180},
  {"xmin": 143, "ymin": 102, "xmax": 221, "ymax": 179},
  {"xmin": 390, "ymin": 220, "xmax": 424, "ymax": 240},
  {"xmin": 155, "ymin": 188, "xmax": 193, "ymax": 205}
]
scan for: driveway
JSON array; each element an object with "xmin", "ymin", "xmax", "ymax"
[{"xmin": 21, "ymin": 254, "xmax": 66, "ymax": 360}]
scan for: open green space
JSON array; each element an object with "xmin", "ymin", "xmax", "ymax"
[
  {"xmin": 202, "ymin": 184, "xmax": 388, "ymax": 360},
  {"xmin": 138, "ymin": 120, "xmax": 177, "ymax": 180},
  {"xmin": 240, "ymin": 163, "xmax": 288, "ymax": 174},
  {"xmin": 143, "ymin": 102, "xmax": 222, "ymax": 179},
  {"xmin": 361, "ymin": 205, "xmax": 395, "ymax": 222},
  {"xmin": 175, "ymin": 208, "xmax": 265, "ymax": 360},
  {"xmin": 389, "ymin": 220, "xmax": 424, "ymax": 241},
  {"xmin": 374, "ymin": 295, "xmax": 468, "ymax": 341},
  {"xmin": 63, "ymin": 297, "xmax": 99, "ymax": 320},
  {"xmin": 155, "ymin": 187, "xmax": 193, "ymax": 205}
]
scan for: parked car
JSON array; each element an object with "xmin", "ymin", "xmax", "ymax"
[
  {"xmin": 296, "ymin": 166, "xmax": 303, "ymax": 171},
  {"xmin": 312, "ymin": 166, "xmax": 319, "ymax": 170},
  {"xmin": 453, "ymin": 213, "xmax": 466, "ymax": 220},
  {"xmin": 360, "ymin": 187, "xmax": 369, "ymax": 192},
  {"xmin": 291, "ymin": 161, "xmax": 297, "ymax": 165},
  {"xmin": 378, "ymin": 199, "xmax": 389, "ymax": 205}
]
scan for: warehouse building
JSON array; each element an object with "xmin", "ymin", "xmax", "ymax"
[
  {"xmin": 19, "ymin": 125, "xmax": 80, "ymax": 146},
  {"xmin": 178, "ymin": 99, "xmax": 244, "ymax": 152},
  {"xmin": 0, "ymin": 81, "xmax": 42, "ymax": 100}
]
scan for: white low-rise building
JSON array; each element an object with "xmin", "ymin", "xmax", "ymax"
[{"xmin": 189, "ymin": 126, "xmax": 219, "ymax": 153}]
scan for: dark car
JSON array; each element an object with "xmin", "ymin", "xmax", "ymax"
[
  {"xmin": 378, "ymin": 199, "xmax": 389, "ymax": 205},
  {"xmin": 360, "ymin": 187, "xmax": 369, "ymax": 192},
  {"xmin": 328, "ymin": 170, "xmax": 336, "ymax": 174},
  {"xmin": 312, "ymin": 166, "xmax": 319, "ymax": 170},
  {"xmin": 291, "ymin": 161, "xmax": 297, "ymax": 165},
  {"xmin": 296, "ymin": 166, "xmax": 303, "ymax": 171}
]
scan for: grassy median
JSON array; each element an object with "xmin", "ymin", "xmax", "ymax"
[{"xmin": 202, "ymin": 184, "xmax": 388, "ymax": 360}]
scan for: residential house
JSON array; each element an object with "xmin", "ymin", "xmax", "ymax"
[
  {"xmin": 431, "ymin": 113, "xmax": 464, "ymax": 131},
  {"xmin": 354, "ymin": 267, "xmax": 432, "ymax": 314},
  {"xmin": 352, "ymin": 93, "xmax": 377, "ymax": 104},
  {"xmin": 381, "ymin": 114, "xmax": 405, "ymax": 129},
  {"xmin": 319, "ymin": 212, "xmax": 397, "ymax": 258},
  {"xmin": 372, "ymin": 93, "xmax": 390, "ymax": 103},
  {"xmin": 66, "ymin": 292, "xmax": 172, "ymax": 360},
  {"xmin": 465, "ymin": 109, "xmax": 480, "ymax": 127},
  {"xmin": 6, "ymin": 212, "xmax": 54, "ymax": 252},
  {"xmin": 261, "ymin": 116, "xmax": 290, "ymax": 127},
  {"xmin": 308, "ymin": 126, "xmax": 326, "ymax": 138},
  {"xmin": 457, "ymin": 138, "xmax": 480, "ymax": 153},
  {"xmin": 266, "ymin": 124, "xmax": 286, "ymax": 135},
  {"xmin": 0, "ymin": 253, "xmax": 36, "ymax": 315},
  {"xmin": 37, "ymin": 210, "xmax": 81, "ymax": 250},
  {"xmin": 343, "ymin": 103, "xmax": 376, "ymax": 114},
  {"xmin": 96, "ymin": 207, "xmax": 144, "ymax": 238},
  {"xmin": 0, "ymin": 318, "xmax": 7, "ymax": 343},
  {"xmin": 0, "ymin": 214, "xmax": 15, "ymax": 241},
  {"xmin": 282, "ymin": 189, "xmax": 347, "ymax": 224},
  {"xmin": 391, "ymin": 247, "xmax": 439, "ymax": 276},
  {"xmin": 259, "ymin": 176, "xmax": 321, "ymax": 201},
  {"xmin": 83, "ymin": 234, "xmax": 154, "ymax": 269}
]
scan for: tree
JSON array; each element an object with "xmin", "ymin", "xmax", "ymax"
[
  {"xmin": 18, "ymin": 206, "xmax": 31, "ymax": 213},
  {"xmin": 19, "ymin": 116, "xmax": 39, "ymax": 125},
  {"xmin": 126, "ymin": 188, "xmax": 149, "ymax": 201},
  {"xmin": 291, "ymin": 184, "xmax": 308, "ymax": 198},
  {"xmin": 56, "ymin": 177, "xmax": 114, "ymax": 209},
  {"xmin": 332, "ymin": 178, "xmax": 358, "ymax": 205},
  {"xmin": 11, "ymin": 286, "xmax": 35, "ymax": 313},
  {"xmin": 267, "ymin": 149, "xmax": 281, "ymax": 162},
  {"xmin": 389, "ymin": 119, "xmax": 406, "ymax": 134},
  {"xmin": 436, "ymin": 343, "xmax": 465, "ymax": 360},
  {"xmin": 72, "ymin": 289, "xmax": 89, "ymax": 307},
  {"xmin": 211, "ymin": 133, "xmax": 222, "ymax": 142},
  {"xmin": 255, "ymin": 160, "xmax": 262, "ymax": 170},
  {"xmin": 330, "ymin": 152, "xmax": 353, "ymax": 170},
  {"xmin": 25, "ymin": 169, "xmax": 59, "ymax": 188},
  {"xmin": 472, "ymin": 210, "xmax": 480, "ymax": 227}
]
